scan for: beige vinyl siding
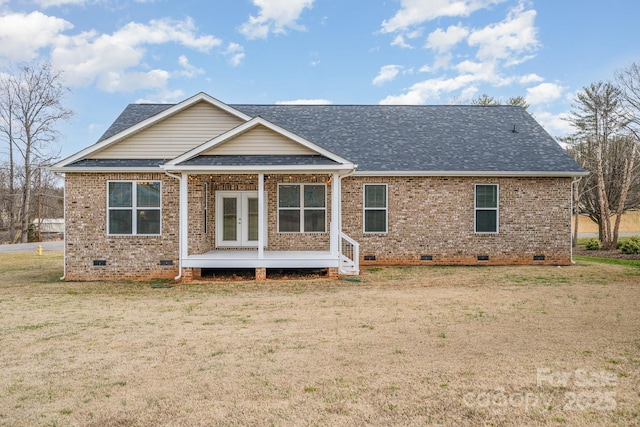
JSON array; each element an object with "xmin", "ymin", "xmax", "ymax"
[
  {"xmin": 89, "ymin": 101, "xmax": 245, "ymax": 159},
  {"xmin": 204, "ymin": 124, "xmax": 316, "ymax": 155}
]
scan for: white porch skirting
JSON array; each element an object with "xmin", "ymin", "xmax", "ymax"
[{"xmin": 182, "ymin": 250, "xmax": 339, "ymax": 269}]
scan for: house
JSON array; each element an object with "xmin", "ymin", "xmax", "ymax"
[
  {"xmin": 50, "ymin": 92, "xmax": 586, "ymax": 281},
  {"xmin": 33, "ymin": 218, "xmax": 65, "ymax": 234}
]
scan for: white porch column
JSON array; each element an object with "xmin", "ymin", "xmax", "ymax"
[
  {"xmin": 180, "ymin": 172, "xmax": 189, "ymax": 261},
  {"xmin": 330, "ymin": 173, "xmax": 340, "ymax": 257},
  {"xmin": 258, "ymin": 173, "xmax": 265, "ymax": 259}
]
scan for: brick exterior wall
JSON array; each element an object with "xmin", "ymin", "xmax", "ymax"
[
  {"xmin": 187, "ymin": 174, "xmax": 332, "ymax": 254},
  {"xmin": 63, "ymin": 172, "xmax": 572, "ymax": 281},
  {"xmin": 64, "ymin": 173, "xmax": 180, "ymax": 280},
  {"xmin": 341, "ymin": 176, "xmax": 573, "ymax": 266}
]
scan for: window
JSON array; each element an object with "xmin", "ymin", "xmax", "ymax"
[
  {"xmin": 278, "ymin": 184, "xmax": 326, "ymax": 232},
  {"xmin": 108, "ymin": 181, "xmax": 161, "ymax": 235},
  {"xmin": 475, "ymin": 184, "xmax": 498, "ymax": 233},
  {"xmin": 364, "ymin": 184, "xmax": 387, "ymax": 233}
]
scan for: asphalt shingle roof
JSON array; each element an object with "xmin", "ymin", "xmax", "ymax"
[{"xmin": 95, "ymin": 102, "xmax": 584, "ymax": 174}]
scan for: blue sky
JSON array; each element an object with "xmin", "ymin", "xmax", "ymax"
[{"xmin": 1, "ymin": 0, "xmax": 638, "ymax": 158}]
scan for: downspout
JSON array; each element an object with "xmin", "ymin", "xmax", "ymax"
[
  {"xmin": 164, "ymin": 170, "xmax": 183, "ymax": 280},
  {"xmin": 570, "ymin": 177, "xmax": 581, "ymax": 265}
]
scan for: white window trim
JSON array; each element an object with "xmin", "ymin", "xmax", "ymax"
[
  {"xmin": 363, "ymin": 183, "xmax": 388, "ymax": 234},
  {"xmin": 107, "ymin": 180, "xmax": 162, "ymax": 236},
  {"xmin": 474, "ymin": 183, "xmax": 499, "ymax": 234},
  {"xmin": 277, "ymin": 183, "xmax": 327, "ymax": 233}
]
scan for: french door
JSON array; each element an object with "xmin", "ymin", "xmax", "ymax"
[{"xmin": 215, "ymin": 191, "xmax": 267, "ymax": 247}]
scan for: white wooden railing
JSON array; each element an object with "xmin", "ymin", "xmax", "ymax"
[{"xmin": 339, "ymin": 232, "xmax": 359, "ymax": 275}]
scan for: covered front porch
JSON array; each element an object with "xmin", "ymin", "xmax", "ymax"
[{"xmin": 161, "ymin": 116, "xmax": 360, "ymax": 279}]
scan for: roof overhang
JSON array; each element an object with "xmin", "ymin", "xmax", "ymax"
[
  {"xmin": 162, "ymin": 164, "xmax": 355, "ymax": 174},
  {"xmin": 353, "ymin": 170, "xmax": 590, "ymax": 177}
]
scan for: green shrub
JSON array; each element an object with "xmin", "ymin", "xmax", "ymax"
[
  {"xmin": 619, "ymin": 236, "xmax": 640, "ymax": 254},
  {"xmin": 585, "ymin": 239, "xmax": 602, "ymax": 250}
]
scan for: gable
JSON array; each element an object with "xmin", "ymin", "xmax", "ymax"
[
  {"xmin": 202, "ymin": 124, "xmax": 316, "ymax": 156},
  {"xmin": 88, "ymin": 101, "xmax": 245, "ymax": 159}
]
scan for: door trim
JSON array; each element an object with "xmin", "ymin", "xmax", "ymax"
[{"xmin": 215, "ymin": 191, "xmax": 268, "ymax": 248}]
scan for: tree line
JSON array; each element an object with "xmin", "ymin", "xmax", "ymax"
[
  {"xmin": 0, "ymin": 63, "xmax": 71, "ymax": 244},
  {"xmin": 563, "ymin": 63, "xmax": 640, "ymax": 249}
]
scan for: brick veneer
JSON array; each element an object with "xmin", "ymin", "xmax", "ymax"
[
  {"xmin": 341, "ymin": 176, "xmax": 573, "ymax": 266},
  {"xmin": 187, "ymin": 174, "xmax": 332, "ymax": 254},
  {"xmin": 64, "ymin": 172, "xmax": 573, "ymax": 281},
  {"xmin": 64, "ymin": 173, "xmax": 180, "ymax": 280}
]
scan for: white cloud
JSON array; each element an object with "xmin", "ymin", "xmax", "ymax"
[
  {"xmin": 373, "ymin": 64, "xmax": 402, "ymax": 85},
  {"xmin": 239, "ymin": 0, "xmax": 315, "ymax": 39},
  {"xmin": 380, "ymin": 4, "xmax": 543, "ymax": 106},
  {"xmin": 224, "ymin": 42, "xmax": 245, "ymax": 67},
  {"xmin": 50, "ymin": 17, "xmax": 221, "ymax": 91},
  {"xmin": 391, "ymin": 34, "xmax": 412, "ymax": 49},
  {"xmin": 467, "ymin": 6, "xmax": 539, "ymax": 62},
  {"xmin": 135, "ymin": 88, "xmax": 185, "ymax": 104},
  {"xmin": 519, "ymin": 73, "xmax": 544, "ymax": 84},
  {"xmin": 532, "ymin": 110, "xmax": 573, "ymax": 136},
  {"xmin": 0, "ymin": 11, "xmax": 73, "ymax": 60},
  {"xmin": 276, "ymin": 99, "xmax": 332, "ymax": 105},
  {"xmin": 381, "ymin": 0, "xmax": 506, "ymax": 33},
  {"xmin": 176, "ymin": 55, "xmax": 204, "ymax": 78},
  {"xmin": 98, "ymin": 69, "xmax": 170, "ymax": 93},
  {"xmin": 526, "ymin": 82, "xmax": 564, "ymax": 105},
  {"xmin": 379, "ymin": 74, "xmax": 478, "ymax": 104},
  {"xmin": 426, "ymin": 24, "xmax": 469, "ymax": 53}
]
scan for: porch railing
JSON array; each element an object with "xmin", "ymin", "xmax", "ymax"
[{"xmin": 339, "ymin": 232, "xmax": 359, "ymax": 275}]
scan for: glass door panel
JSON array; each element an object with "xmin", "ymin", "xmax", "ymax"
[
  {"xmin": 246, "ymin": 196, "xmax": 259, "ymax": 243},
  {"xmin": 222, "ymin": 196, "xmax": 238, "ymax": 243}
]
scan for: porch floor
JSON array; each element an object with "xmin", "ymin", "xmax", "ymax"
[{"xmin": 182, "ymin": 250, "xmax": 339, "ymax": 269}]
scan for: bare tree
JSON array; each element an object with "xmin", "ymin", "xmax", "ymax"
[
  {"xmin": 507, "ymin": 95, "xmax": 529, "ymax": 110},
  {"xmin": 566, "ymin": 81, "xmax": 637, "ymax": 249},
  {"xmin": 471, "ymin": 93, "xmax": 500, "ymax": 106},
  {"xmin": 470, "ymin": 94, "xmax": 529, "ymax": 110},
  {"xmin": 0, "ymin": 63, "xmax": 72, "ymax": 243}
]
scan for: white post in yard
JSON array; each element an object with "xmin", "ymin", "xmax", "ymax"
[{"xmin": 258, "ymin": 173, "xmax": 264, "ymax": 259}]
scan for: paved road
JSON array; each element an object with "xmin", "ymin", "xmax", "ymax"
[{"xmin": 0, "ymin": 241, "xmax": 64, "ymax": 253}]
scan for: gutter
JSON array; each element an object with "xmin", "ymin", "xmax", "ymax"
[{"xmin": 164, "ymin": 171, "xmax": 183, "ymax": 280}]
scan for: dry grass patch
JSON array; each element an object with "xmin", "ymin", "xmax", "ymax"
[{"xmin": 0, "ymin": 252, "xmax": 639, "ymax": 426}]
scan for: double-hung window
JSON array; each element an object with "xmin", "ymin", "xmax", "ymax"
[
  {"xmin": 475, "ymin": 184, "xmax": 498, "ymax": 233},
  {"xmin": 108, "ymin": 181, "xmax": 161, "ymax": 235},
  {"xmin": 364, "ymin": 184, "xmax": 387, "ymax": 233},
  {"xmin": 278, "ymin": 184, "xmax": 326, "ymax": 233}
]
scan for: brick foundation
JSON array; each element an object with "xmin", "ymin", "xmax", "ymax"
[{"xmin": 255, "ymin": 267, "xmax": 267, "ymax": 281}]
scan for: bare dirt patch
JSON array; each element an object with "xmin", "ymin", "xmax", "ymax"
[{"xmin": 0, "ymin": 253, "xmax": 639, "ymax": 426}]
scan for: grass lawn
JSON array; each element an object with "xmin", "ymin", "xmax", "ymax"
[{"xmin": 0, "ymin": 252, "xmax": 639, "ymax": 426}]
